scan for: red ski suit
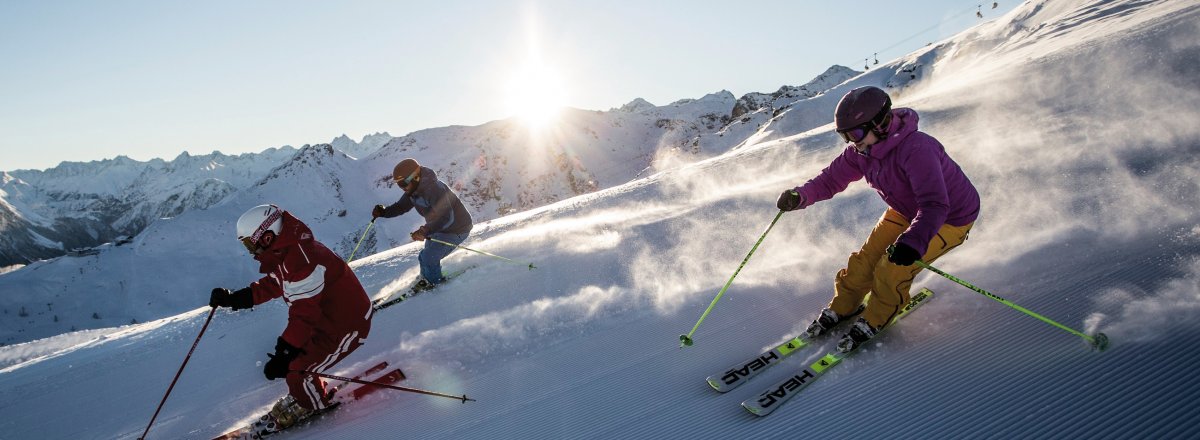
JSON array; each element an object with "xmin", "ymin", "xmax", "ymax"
[{"xmin": 249, "ymin": 212, "xmax": 373, "ymax": 411}]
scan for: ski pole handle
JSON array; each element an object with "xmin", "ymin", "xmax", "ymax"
[
  {"xmin": 907, "ymin": 252, "xmax": 1109, "ymax": 351},
  {"xmin": 139, "ymin": 307, "xmax": 217, "ymax": 439},
  {"xmin": 299, "ymin": 370, "xmax": 475, "ymax": 403}
]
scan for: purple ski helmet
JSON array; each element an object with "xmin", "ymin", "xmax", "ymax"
[{"xmin": 834, "ymin": 86, "xmax": 892, "ymax": 143}]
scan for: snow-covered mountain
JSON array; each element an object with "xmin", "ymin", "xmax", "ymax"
[
  {"xmin": 0, "ymin": 64, "xmax": 861, "ymax": 273},
  {"xmin": 331, "ymin": 132, "xmax": 394, "ymax": 160},
  {"xmin": 0, "ymin": 133, "xmax": 412, "ymax": 269},
  {"xmin": 2, "ymin": 1, "xmax": 1199, "ymax": 439},
  {"xmin": 0, "ymin": 148, "xmax": 298, "ymax": 263},
  {"xmin": 0, "ymin": 68, "xmax": 861, "ymax": 345}
]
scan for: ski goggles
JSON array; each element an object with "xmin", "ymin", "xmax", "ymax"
[
  {"xmin": 239, "ymin": 236, "xmax": 263, "ymax": 255},
  {"xmin": 395, "ymin": 170, "xmax": 418, "ymax": 187},
  {"xmin": 837, "ymin": 125, "xmax": 872, "ymax": 144}
]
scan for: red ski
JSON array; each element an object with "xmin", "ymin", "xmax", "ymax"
[{"xmin": 342, "ymin": 368, "xmax": 407, "ymax": 402}]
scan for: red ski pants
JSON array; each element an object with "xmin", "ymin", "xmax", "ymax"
[{"xmin": 286, "ymin": 328, "xmax": 368, "ymax": 411}]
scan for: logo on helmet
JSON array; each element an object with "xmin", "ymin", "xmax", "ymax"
[{"xmin": 251, "ymin": 209, "xmax": 283, "ymax": 245}]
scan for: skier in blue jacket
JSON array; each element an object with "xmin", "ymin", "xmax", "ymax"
[{"xmin": 373, "ymin": 158, "xmax": 473, "ymax": 291}]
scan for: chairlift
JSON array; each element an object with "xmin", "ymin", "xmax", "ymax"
[
  {"xmin": 993, "ymin": 2, "xmax": 999, "ymax": 9},
  {"xmin": 976, "ymin": 5, "xmax": 983, "ymax": 19},
  {"xmin": 873, "ymin": 53, "xmax": 879, "ymax": 65},
  {"xmin": 864, "ymin": 58, "xmax": 870, "ymax": 70}
]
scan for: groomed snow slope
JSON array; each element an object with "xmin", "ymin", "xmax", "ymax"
[{"xmin": 2, "ymin": 0, "xmax": 1199, "ymax": 439}]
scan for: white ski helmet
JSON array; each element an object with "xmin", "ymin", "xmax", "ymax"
[{"xmin": 236, "ymin": 204, "xmax": 283, "ymax": 252}]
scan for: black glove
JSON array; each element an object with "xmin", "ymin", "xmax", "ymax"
[
  {"xmin": 264, "ymin": 337, "xmax": 303, "ymax": 381},
  {"xmin": 888, "ymin": 242, "xmax": 922, "ymax": 266},
  {"xmin": 372, "ymin": 204, "xmax": 386, "ymax": 219},
  {"xmin": 209, "ymin": 288, "xmax": 232, "ymax": 308},
  {"xmin": 209, "ymin": 287, "xmax": 254, "ymax": 310},
  {"xmin": 776, "ymin": 190, "xmax": 804, "ymax": 211}
]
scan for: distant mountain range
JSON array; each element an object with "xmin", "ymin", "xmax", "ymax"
[
  {"xmin": 0, "ymin": 65, "xmax": 861, "ymax": 345},
  {"xmin": 0, "ymin": 65, "xmax": 857, "ymax": 269}
]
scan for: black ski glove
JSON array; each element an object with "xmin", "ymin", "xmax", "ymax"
[
  {"xmin": 264, "ymin": 337, "xmax": 303, "ymax": 381},
  {"xmin": 209, "ymin": 288, "xmax": 231, "ymax": 308},
  {"xmin": 777, "ymin": 190, "xmax": 804, "ymax": 211},
  {"xmin": 887, "ymin": 243, "xmax": 922, "ymax": 266},
  {"xmin": 372, "ymin": 204, "xmax": 386, "ymax": 219},
  {"xmin": 209, "ymin": 287, "xmax": 254, "ymax": 310}
]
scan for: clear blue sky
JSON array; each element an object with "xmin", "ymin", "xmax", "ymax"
[{"xmin": 0, "ymin": 1, "xmax": 1016, "ymax": 171}]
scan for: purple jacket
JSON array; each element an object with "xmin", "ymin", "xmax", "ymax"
[{"xmin": 794, "ymin": 108, "xmax": 980, "ymax": 253}]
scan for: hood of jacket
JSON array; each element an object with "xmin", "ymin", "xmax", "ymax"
[{"xmin": 864, "ymin": 108, "xmax": 920, "ymax": 159}]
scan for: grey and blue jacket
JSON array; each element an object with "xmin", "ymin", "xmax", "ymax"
[{"xmin": 379, "ymin": 166, "xmax": 473, "ymax": 235}]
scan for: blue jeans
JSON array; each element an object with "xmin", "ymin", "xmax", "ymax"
[{"xmin": 419, "ymin": 231, "xmax": 469, "ymax": 284}]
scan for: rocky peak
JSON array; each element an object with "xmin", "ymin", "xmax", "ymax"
[{"xmin": 616, "ymin": 98, "xmax": 656, "ymax": 113}]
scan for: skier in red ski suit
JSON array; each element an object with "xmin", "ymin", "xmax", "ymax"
[{"xmin": 210, "ymin": 204, "xmax": 373, "ymax": 419}]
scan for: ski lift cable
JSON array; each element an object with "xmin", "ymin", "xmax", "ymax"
[{"xmin": 845, "ymin": 4, "xmax": 981, "ymax": 71}]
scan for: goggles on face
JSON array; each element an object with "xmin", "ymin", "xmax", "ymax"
[
  {"xmin": 240, "ymin": 236, "xmax": 261, "ymax": 255},
  {"xmin": 838, "ymin": 125, "xmax": 871, "ymax": 144},
  {"xmin": 396, "ymin": 170, "xmax": 418, "ymax": 187}
]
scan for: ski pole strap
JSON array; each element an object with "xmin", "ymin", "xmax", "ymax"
[
  {"xmin": 428, "ymin": 237, "xmax": 536, "ymax": 270},
  {"xmin": 680, "ymin": 210, "xmax": 786, "ymax": 348},
  {"xmin": 299, "ymin": 370, "xmax": 476, "ymax": 403},
  {"xmin": 911, "ymin": 256, "xmax": 1109, "ymax": 351},
  {"xmin": 139, "ymin": 307, "xmax": 217, "ymax": 440},
  {"xmin": 346, "ymin": 220, "xmax": 375, "ymax": 263}
]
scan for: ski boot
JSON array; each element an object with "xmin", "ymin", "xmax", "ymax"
[
  {"xmin": 215, "ymin": 391, "xmax": 338, "ymax": 439},
  {"xmin": 409, "ymin": 276, "xmax": 437, "ymax": 295},
  {"xmin": 267, "ymin": 390, "xmax": 340, "ymax": 433},
  {"xmin": 804, "ymin": 304, "xmax": 865, "ymax": 338},
  {"xmin": 267, "ymin": 395, "xmax": 315, "ymax": 432},
  {"xmin": 836, "ymin": 318, "xmax": 880, "ymax": 353}
]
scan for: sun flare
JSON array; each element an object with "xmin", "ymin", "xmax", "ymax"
[{"xmin": 505, "ymin": 62, "xmax": 568, "ymax": 131}]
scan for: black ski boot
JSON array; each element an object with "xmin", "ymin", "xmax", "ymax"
[
  {"xmin": 803, "ymin": 304, "xmax": 865, "ymax": 338},
  {"xmin": 836, "ymin": 318, "xmax": 880, "ymax": 353}
]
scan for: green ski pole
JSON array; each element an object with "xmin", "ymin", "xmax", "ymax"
[
  {"xmin": 905, "ymin": 249, "xmax": 1109, "ymax": 351},
  {"xmin": 428, "ymin": 237, "xmax": 536, "ymax": 270},
  {"xmin": 346, "ymin": 220, "xmax": 374, "ymax": 263},
  {"xmin": 680, "ymin": 209, "xmax": 786, "ymax": 348}
]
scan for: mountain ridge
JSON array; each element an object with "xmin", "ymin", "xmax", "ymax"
[{"xmin": 0, "ymin": 68, "xmax": 866, "ymax": 345}]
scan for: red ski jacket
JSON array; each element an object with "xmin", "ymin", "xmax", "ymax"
[{"xmin": 248, "ymin": 211, "xmax": 372, "ymax": 349}]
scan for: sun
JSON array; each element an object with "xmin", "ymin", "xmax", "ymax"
[{"xmin": 505, "ymin": 62, "xmax": 568, "ymax": 131}]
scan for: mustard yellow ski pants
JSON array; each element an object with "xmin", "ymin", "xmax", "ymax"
[{"xmin": 829, "ymin": 208, "xmax": 973, "ymax": 329}]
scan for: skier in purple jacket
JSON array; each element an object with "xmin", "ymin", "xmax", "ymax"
[{"xmin": 776, "ymin": 86, "xmax": 980, "ymax": 352}]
